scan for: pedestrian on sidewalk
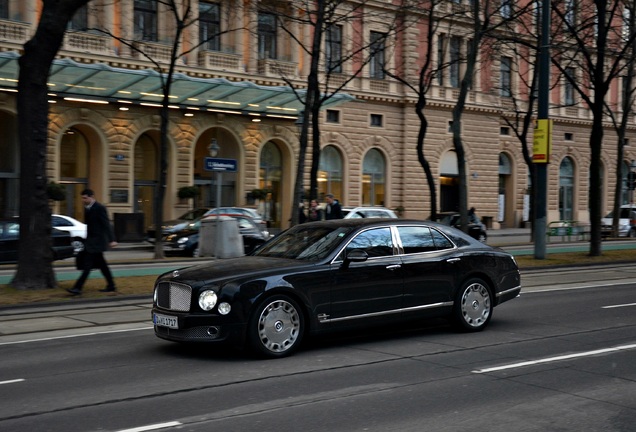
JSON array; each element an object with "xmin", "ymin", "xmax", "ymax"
[
  {"xmin": 67, "ymin": 189, "xmax": 118, "ymax": 295},
  {"xmin": 325, "ymin": 194, "xmax": 343, "ymax": 220}
]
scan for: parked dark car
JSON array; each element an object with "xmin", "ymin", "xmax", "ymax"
[
  {"xmin": 147, "ymin": 208, "xmax": 210, "ymax": 241},
  {"xmin": 163, "ymin": 214, "xmax": 268, "ymax": 257},
  {"xmin": 437, "ymin": 212, "xmax": 488, "ymax": 243},
  {"xmin": 152, "ymin": 219, "xmax": 520, "ymax": 358},
  {"xmin": 0, "ymin": 219, "xmax": 75, "ymax": 264}
]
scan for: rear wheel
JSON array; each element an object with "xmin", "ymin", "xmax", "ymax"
[
  {"xmin": 248, "ymin": 295, "xmax": 304, "ymax": 358},
  {"xmin": 452, "ymin": 278, "xmax": 492, "ymax": 332}
]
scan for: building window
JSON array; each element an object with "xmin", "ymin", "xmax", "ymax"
[
  {"xmin": 0, "ymin": 0, "xmax": 7, "ymax": 19},
  {"xmin": 258, "ymin": 12, "xmax": 277, "ymax": 59},
  {"xmin": 500, "ymin": 126, "xmax": 510, "ymax": 135},
  {"xmin": 326, "ymin": 110, "xmax": 340, "ymax": 123},
  {"xmin": 500, "ymin": 56, "xmax": 512, "ymax": 97},
  {"xmin": 362, "ymin": 149, "xmax": 386, "ymax": 206},
  {"xmin": 199, "ymin": 2, "xmax": 221, "ymax": 51},
  {"xmin": 69, "ymin": 4, "xmax": 88, "ymax": 30},
  {"xmin": 565, "ymin": 0, "xmax": 577, "ymax": 28},
  {"xmin": 450, "ymin": 37, "xmax": 461, "ymax": 88},
  {"xmin": 564, "ymin": 67, "xmax": 575, "ymax": 105},
  {"xmin": 565, "ymin": 132, "xmax": 574, "ymax": 141},
  {"xmin": 559, "ymin": 157, "xmax": 574, "ymax": 220},
  {"xmin": 370, "ymin": 114, "xmax": 383, "ymax": 127},
  {"xmin": 437, "ymin": 35, "xmax": 445, "ymax": 86},
  {"xmin": 318, "ymin": 146, "xmax": 343, "ymax": 201},
  {"xmin": 369, "ymin": 31, "xmax": 386, "ymax": 79},
  {"xmin": 501, "ymin": 0, "xmax": 513, "ymax": 18},
  {"xmin": 134, "ymin": 0, "xmax": 158, "ymax": 42},
  {"xmin": 325, "ymin": 25, "xmax": 342, "ymax": 73}
]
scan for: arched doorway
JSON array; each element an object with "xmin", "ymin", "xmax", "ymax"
[
  {"xmin": 259, "ymin": 141, "xmax": 283, "ymax": 228},
  {"xmin": 134, "ymin": 133, "xmax": 159, "ymax": 228},
  {"xmin": 362, "ymin": 148, "xmax": 386, "ymax": 205},
  {"xmin": 318, "ymin": 145, "xmax": 343, "ymax": 202},
  {"xmin": 59, "ymin": 127, "xmax": 90, "ymax": 219},
  {"xmin": 0, "ymin": 111, "xmax": 18, "ymax": 217},
  {"xmin": 559, "ymin": 156, "xmax": 575, "ymax": 220},
  {"xmin": 193, "ymin": 130, "xmax": 238, "ymax": 210},
  {"xmin": 440, "ymin": 150, "xmax": 459, "ymax": 211}
]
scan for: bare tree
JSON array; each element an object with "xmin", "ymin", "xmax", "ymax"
[
  {"xmin": 256, "ymin": 0, "xmax": 412, "ymax": 225},
  {"xmin": 550, "ymin": 0, "xmax": 636, "ymax": 255},
  {"xmin": 12, "ymin": 0, "xmax": 91, "ymax": 290}
]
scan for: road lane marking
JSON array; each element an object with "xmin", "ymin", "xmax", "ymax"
[
  {"xmin": 118, "ymin": 422, "xmax": 182, "ymax": 432},
  {"xmin": 0, "ymin": 326, "xmax": 153, "ymax": 346},
  {"xmin": 602, "ymin": 302, "xmax": 636, "ymax": 309},
  {"xmin": 472, "ymin": 343, "xmax": 636, "ymax": 374},
  {"xmin": 0, "ymin": 379, "xmax": 24, "ymax": 385}
]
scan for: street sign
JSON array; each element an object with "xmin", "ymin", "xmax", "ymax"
[{"xmin": 204, "ymin": 157, "xmax": 238, "ymax": 172}]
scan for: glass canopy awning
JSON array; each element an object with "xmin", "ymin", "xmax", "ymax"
[{"xmin": 0, "ymin": 51, "xmax": 354, "ymax": 119}]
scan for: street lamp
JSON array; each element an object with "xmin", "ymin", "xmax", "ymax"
[{"xmin": 209, "ymin": 138, "xmax": 221, "ymax": 257}]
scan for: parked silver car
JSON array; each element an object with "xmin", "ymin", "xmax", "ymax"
[
  {"xmin": 601, "ymin": 205, "xmax": 636, "ymax": 237},
  {"xmin": 341, "ymin": 206, "xmax": 398, "ymax": 219}
]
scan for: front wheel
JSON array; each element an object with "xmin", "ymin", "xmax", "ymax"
[
  {"xmin": 248, "ymin": 295, "xmax": 304, "ymax": 358},
  {"xmin": 452, "ymin": 278, "xmax": 492, "ymax": 332}
]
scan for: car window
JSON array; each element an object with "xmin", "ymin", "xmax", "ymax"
[
  {"xmin": 346, "ymin": 227, "xmax": 394, "ymax": 257},
  {"xmin": 431, "ymin": 228, "xmax": 454, "ymax": 249},
  {"xmin": 255, "ymin": 226, "xmax": 352, "ymax": 260},
  {"xmin": 396, "ymin": 226, "xmax": 436, "ymax": 253},
  {"xmin": 52, "ymin": 216, "xmax": 73, "ymax": 227}
]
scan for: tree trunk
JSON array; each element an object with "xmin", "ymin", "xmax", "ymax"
[{"xmin": 12, "ymin": 0, "xmax": 90, "ymax": 290}]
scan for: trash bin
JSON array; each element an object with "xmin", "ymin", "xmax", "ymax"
[
  {"xmin": 482, "ymin": 216, "xmax": 493, "ymax": 229},
  {"xmin": 114, "ymin": 213, "xmax": 145, "ymax": 242}
]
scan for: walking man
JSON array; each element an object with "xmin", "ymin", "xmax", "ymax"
[
  {"xmin": 325, "ymin": 194, "xmax": 344, "ymax": 220},
  {"xmin": 67, "ymin": 189, "xmax": 118, "ymax": 295}
]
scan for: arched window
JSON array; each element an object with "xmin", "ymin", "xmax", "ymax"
[
  {"xmin": 318, "ymin": 145, "xmax": 343, "ymax": 201},
  {"xmin": 559, "ymin": 157, "xmax": 574, "ymax": 220},
  {"xmin": 362, "ymin": 149, "xmax": 386, "ymax": 206}
]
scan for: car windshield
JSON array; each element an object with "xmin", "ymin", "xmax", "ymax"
[{"xmin": 254, "ymin": 225, "xmax": 354, "ymax": 260}]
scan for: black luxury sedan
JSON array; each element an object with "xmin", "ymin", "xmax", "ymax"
[
  {"xmin": 0, "ymin": 219, "xmax": 75, "ymax": 264},
  {"xmin": 162, "ymin": 213, "xmax": 268, "ymax": 257},
  {"xmin": 152, "ymin": 219, "xmax": 521, "ymax": 358}
]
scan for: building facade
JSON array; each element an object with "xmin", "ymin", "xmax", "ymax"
[{"xmin": 0, "ymin": 0, "xmax": 634, "ymax": 234}]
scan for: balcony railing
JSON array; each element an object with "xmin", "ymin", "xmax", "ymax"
[
  {"xmin": 0, "ymin": 20, "xmax": 29, "ymax": 44},
  {"xmin": 63, "ymin": 32, "xmax": 113, "ymax": 55},
  {"xmin": 131, "ymin": 41, "xmax": 173, "ymax": 63},
  {"xmin": 198, "ymin": 50, "xmax": 242, "ymax": 72},
  {"xmin": 257, "ymin": 58, "xmax": 297, "ymax": 77}
]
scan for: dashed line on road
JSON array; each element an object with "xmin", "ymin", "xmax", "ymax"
[
  {"xmin": 602, "ymin": 302, "xmax": 636, "ymax": 309},
  {"xmin": 117, "ymin": 421, "xmax": 182, "ymax": 432},
  {"xmin": 0, "ymin": 378, "xmax": 24, "ymax": 385},
  {"xmin": 472, "ymin": 343, "xmax": 636, "ymax": 374},
  {"xmin": 0, "ymin": 326, "xmax": 153, "ymax": 346}
]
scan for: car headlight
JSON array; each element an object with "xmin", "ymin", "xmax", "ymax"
[
  {"xmin": 218, "ymin": 302, "xmax": 231, "ymax": 315},
  {"xmin": 198, "ymin": 290, "xmax": 218, "ymax": 311},
  {"xmin": 177, "ymin": 237, "xmax": 189, "ymax": 244}
]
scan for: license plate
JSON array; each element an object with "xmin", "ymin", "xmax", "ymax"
[{"xmin": 154, "ymin": 313, "xmax": 178, "ymax": 329}]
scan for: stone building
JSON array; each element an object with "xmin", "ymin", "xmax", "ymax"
[{"xmin": 0, "ymin": 0, "xmax": 634, "ymax": 235}]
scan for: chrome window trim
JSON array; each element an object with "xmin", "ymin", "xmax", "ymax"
[{"xmin": 319, "ymin": 301, "xmax": 454, "ymax": 323}]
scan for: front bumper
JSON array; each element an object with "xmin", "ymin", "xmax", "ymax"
[{"xmin": 152, "ymin": 308, "xmax": 246, "ymax": 345}]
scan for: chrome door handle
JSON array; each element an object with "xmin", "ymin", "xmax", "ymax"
[
  {"xmin": 446, "ymin": 258, "xmax": 461, "ymax": 264},
  {"xmin": 386, "ymin": 264, "xmax": 401, "ymax": 271}
]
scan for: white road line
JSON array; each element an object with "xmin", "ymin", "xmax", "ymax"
[
  {"xmin": 0, "ymin": 379, "xmax": 24, "ymax": 385},
  {"xmin": 602, "ymin": 302, "xmax": 636, "ymax": 309},
  {"xmin": 117, "ymin": 422, "xmax": 182, "ymax": 432},
  {"xmin": 0, "ymin": 326, "xmax": 153, "ymax": 346},
  {"xmin": 472, "ymin": 343, "xmax": 636, "ymax": 374}
]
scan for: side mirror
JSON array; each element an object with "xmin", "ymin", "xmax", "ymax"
[{"xmin": 345, "ymin": 249, "xmax": 369, "ymax": 263}]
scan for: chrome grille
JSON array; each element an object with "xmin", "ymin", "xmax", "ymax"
[{"xmin": 156, "ymin": 281, "xmax": 192, "ymax": 312}]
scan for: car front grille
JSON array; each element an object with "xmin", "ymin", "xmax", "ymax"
[{"xmin": 155, "ymin": 281, "xmax": 192, "ymax": 312}]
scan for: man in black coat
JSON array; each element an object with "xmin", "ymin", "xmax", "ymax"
[
  {"xmin": 325, "ymin": 194, "xmax": 344, "ymax": 220},
  {"xmin": 67, "ymin": 189, "xmax": 118, "ymax": 295}
]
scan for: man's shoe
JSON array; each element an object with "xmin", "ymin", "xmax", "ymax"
[
  {"xmin": 66, "ymin": 288, "xmax": 82, "ymax": 296},
  {"xmin": 99, "ymin": 287, "xmax": 116, "ymax": 292}
]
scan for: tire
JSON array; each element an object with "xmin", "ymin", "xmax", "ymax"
[
  {"xmin": 248, "ymin": 295, "xmax": 304, "ymax": 358},
  {"xmin": 477, "ymin": 232, "xmax": 487, "ymax": 243},
  {"xmin": 191, "ymin": 244, "xmax": 200, "ymax": 258},
  {"xmin": 452, "ymin": 278, "xmax": 492, "ymax": 332},
  {"xmin": 72, "ymin": 238, "xmax": 85, "ymax": 253},
  {"xmin": 629, "ymin": 229, "xmax": 636, "ymax": 238}
]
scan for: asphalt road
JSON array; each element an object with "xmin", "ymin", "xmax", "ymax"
[{"xmin": 0, "ymin": 273, "xmax": 634, "ymax": 431}]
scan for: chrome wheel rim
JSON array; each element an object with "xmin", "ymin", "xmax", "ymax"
[
  {"xmin": 257, "ymin": 300, "xmax": 300, "ymax": 353},
  {"xmin": 460, "ymin": 283, "xmax": 491, "ymax": 328}
]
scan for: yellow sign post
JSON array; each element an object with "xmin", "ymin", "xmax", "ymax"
[{"xmin": 533, "ymin": 119, "xmax": 553, "ymax": 163}]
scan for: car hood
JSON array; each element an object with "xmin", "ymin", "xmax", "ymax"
[
  {"xmin": 601, "ymin": 217, "xmax": 629, "ymax": 225},
  {"xmin": 158, "ymin": 256, "xmax": 315, "ymax": 284}
]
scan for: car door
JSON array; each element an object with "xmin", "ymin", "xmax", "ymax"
[
  {"xmin": 329, "ymin": 226, "xmax": 403, "ymax": 327},
  {"xmin": 396, "ymin": 226, "xmax": 457, "ymax": 319}
]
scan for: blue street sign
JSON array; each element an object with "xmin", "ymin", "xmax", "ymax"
[{"xmin": 204, "ymin": 157, "xmax": 238, "ymax": 172}]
